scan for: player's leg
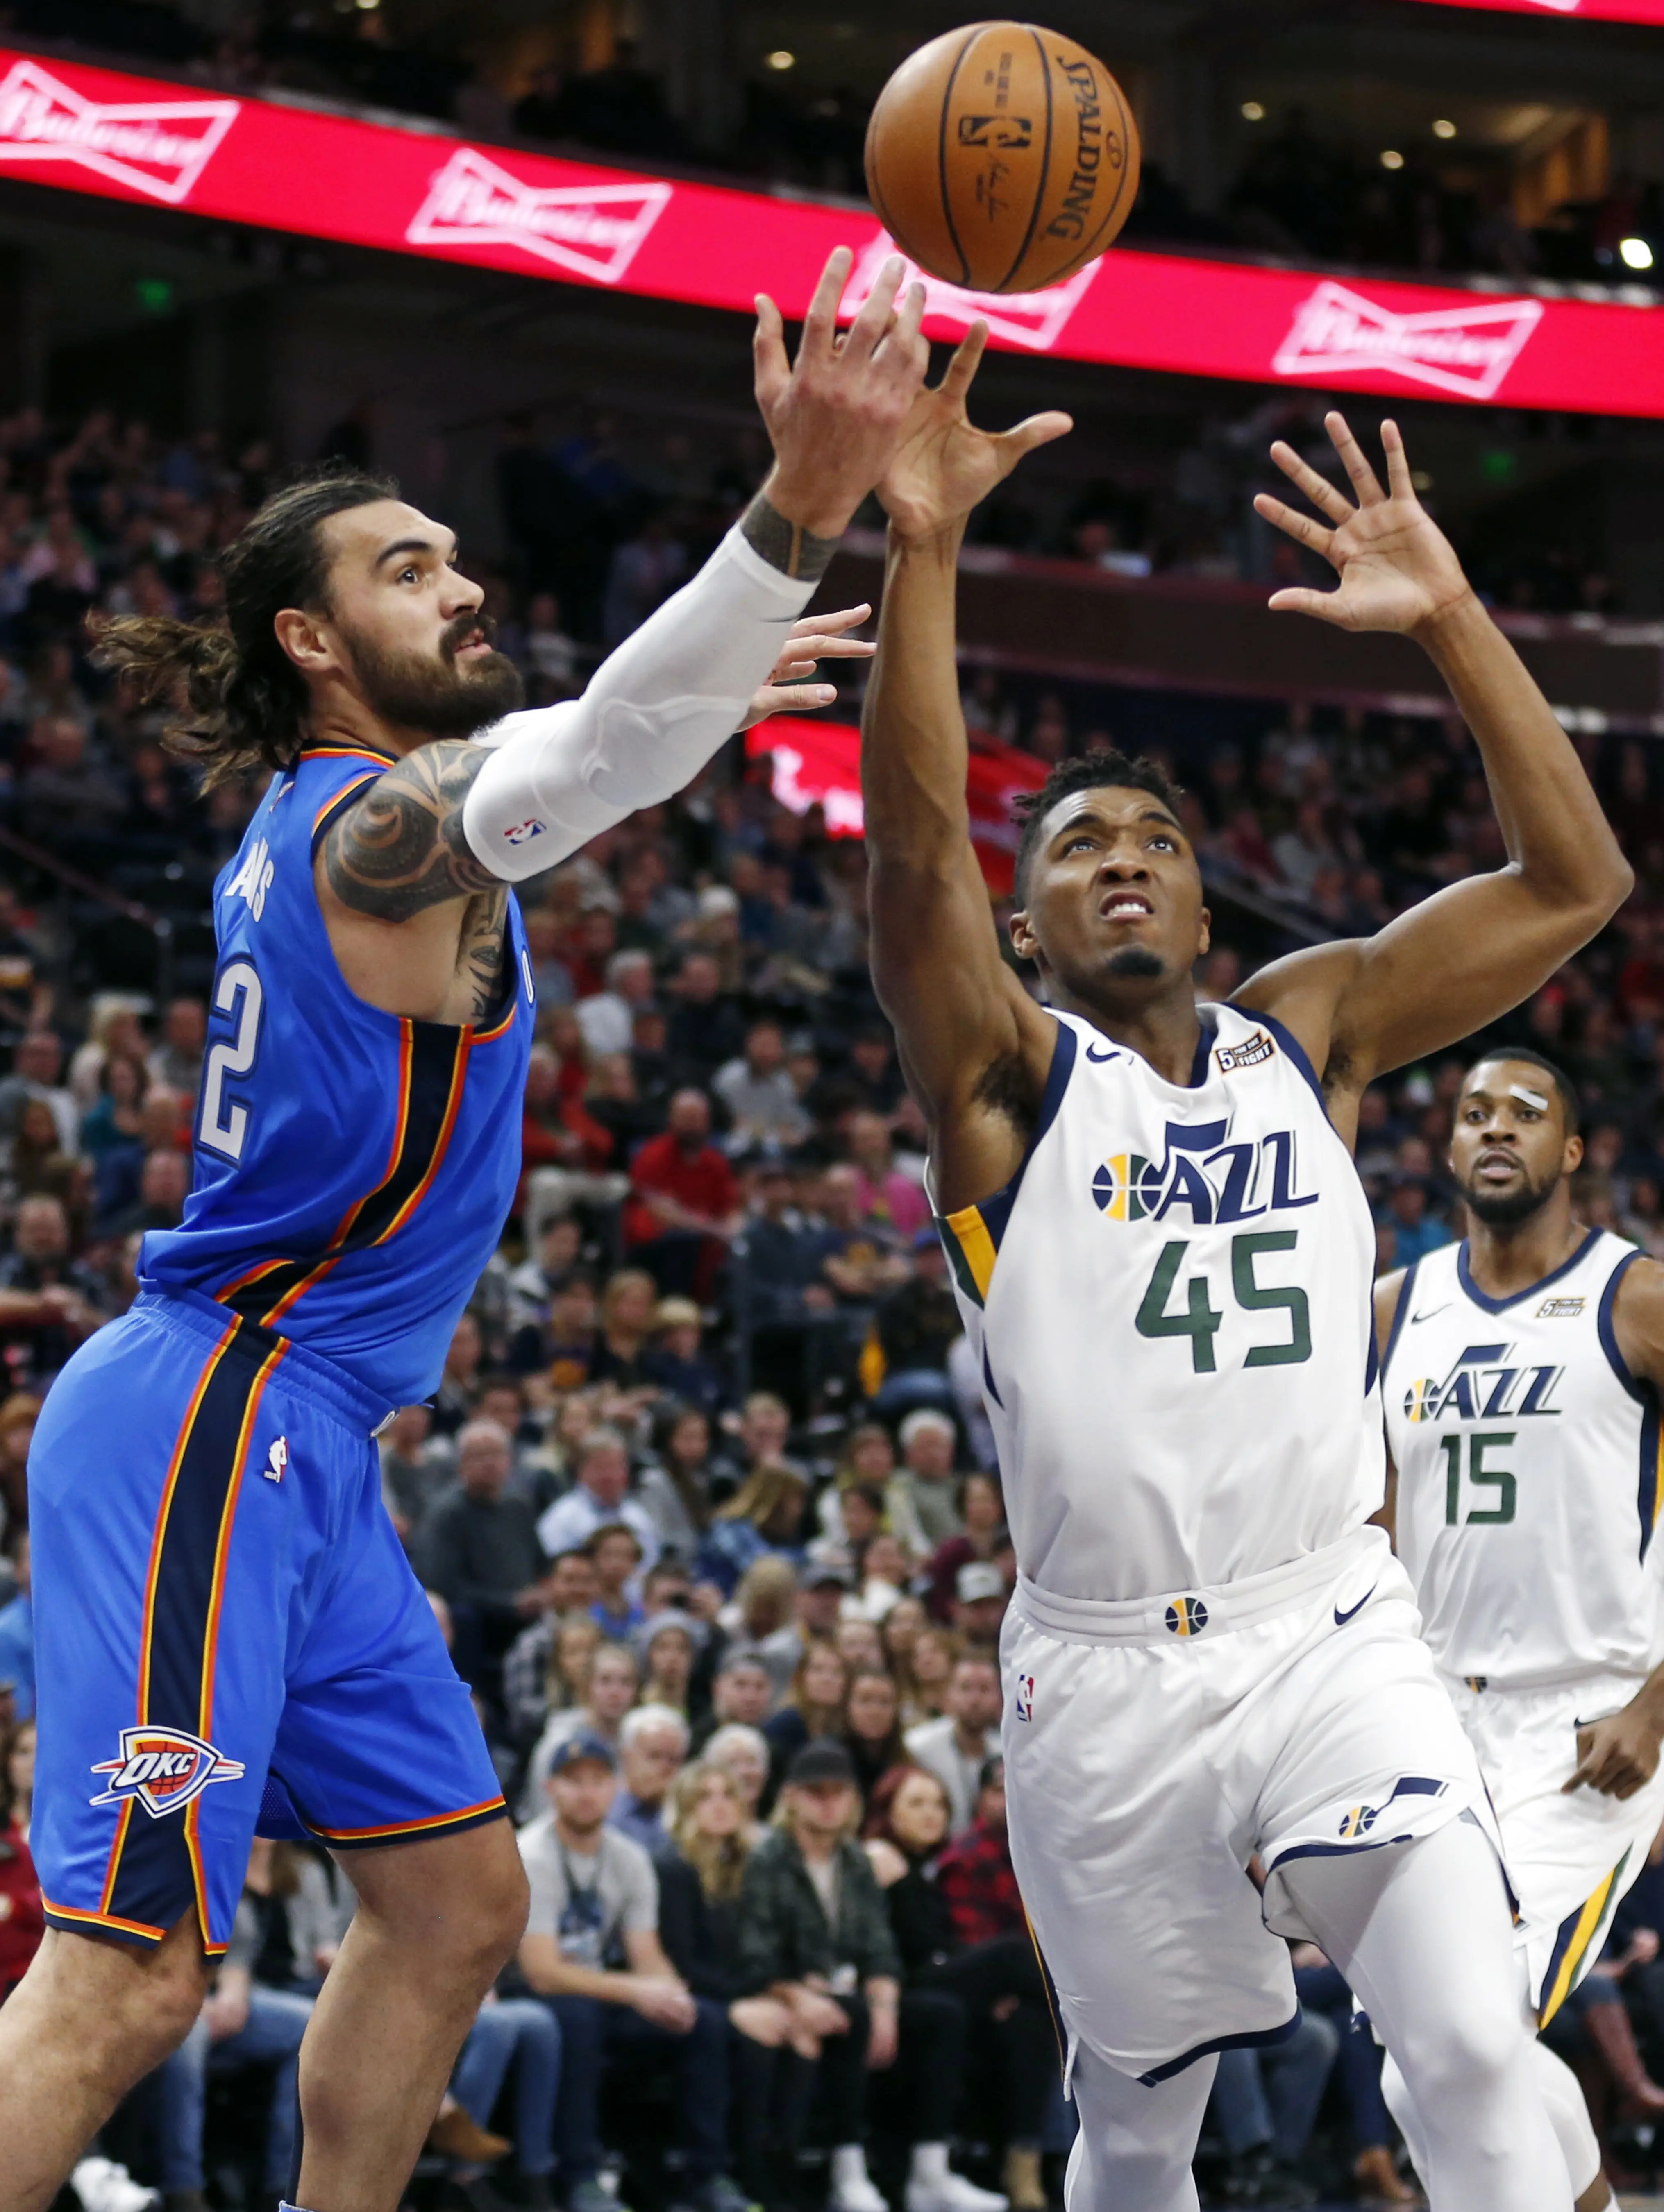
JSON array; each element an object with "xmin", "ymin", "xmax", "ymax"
[
  {"xmin": 1381, "ymin": 2040, "xmax": 1610, "ymax": 2212},
  {"xmin": 0, "ymin": 1915, "xmax": 209, "ymax": 2212},
  {"xmin": 1064, "ymin": 2041, "xmax": 1216, "ymax": 2212},
  {"xmin": 294, "ymin": 1816, "xmax": 528, "ymax": 2212},
  {"xmin": 272, "ymin": 1435, "xmax": 527, "ymax": 2212},
  {"xmin": 1276, "ymin": 1819, "xmax": 1573, "ymax": 2210},
  {"xmin": 0, "ymin": 1304, "xmax": 294, "ymax": 2212}
]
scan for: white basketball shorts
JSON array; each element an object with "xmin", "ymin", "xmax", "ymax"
[
  {"xmin": 1001, "ymin": 1524, "xmax": 1497, "ymax": 2084},
  {"xmin": 1442, "ymin": 1669, "xmax": 1664, "ymax": 2025}
]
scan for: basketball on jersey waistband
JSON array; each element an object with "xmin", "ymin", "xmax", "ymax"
[{"xmin": 1014, "ymin": 1524, "xmax": 1387, "ymax": 1646}]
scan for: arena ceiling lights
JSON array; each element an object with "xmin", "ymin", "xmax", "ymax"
[{"xmin": 1, "ymin": 48, "xmax": 1662, "ymax": 417}]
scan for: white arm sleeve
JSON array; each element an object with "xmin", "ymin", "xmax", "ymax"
[{"xmin": 461, "ymin": 521, "xmax": 818, "ymax": 881}]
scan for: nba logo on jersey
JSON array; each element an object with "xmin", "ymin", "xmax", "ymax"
[
  {"xmin": 1165, "ymin": 1596, "xmax": 1210, "ymax": 1637},
  {"xmin": 504, "ymin": 819, "xmax": 546, "ymax": 846},
  {"xmin": 89, "ymin": 1726, "xmax": 245, "ymax": 1816},
  {"xmin": 1014, "ymin": 1672, "xmax": 1035, "ymax": 1722}
]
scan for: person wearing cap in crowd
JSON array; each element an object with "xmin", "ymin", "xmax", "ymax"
[
  {"xmin": 736, "ymin": 1741, "xmax": 1003, "ymax": 2212},
  {"xmin": 608, "ymin": 1703, "xmax": 692, "ymax": 1866},
  {"xmin": 904, "ymin": 1657, "xmax": 1003, "ymax": 1839},
  {"xmin": 644, "ymin": 1299, "xmax": 726, "ymax": 1421},
  {"xmin": 537, "ymin": 1429, "xmax": 661, "ymax": 1582},
  {"xmin": 518, "ymin": 1733, "xmax": 749, "ymax": 2212},
  {"xmin": 892, "ymin": 1412, "xmax": 963, "ymax": 1555},
  {"xmin": 951, "ymin": 1562, "xmax": 1007, "ymax": 1655}
]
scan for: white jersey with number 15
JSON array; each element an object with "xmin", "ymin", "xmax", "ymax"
[{"xmin": 1383, "ymin": 1228, "xmax": 1664, "ymax": 1689}]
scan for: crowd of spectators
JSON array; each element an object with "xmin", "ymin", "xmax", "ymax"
[
  {"xmin": 7, "ymin": 377, "xmax": 1664, "ymax": 2204},
  {"xmin": 1133, "ymin": 111, "xmax": 1664, "ymax": 288}
]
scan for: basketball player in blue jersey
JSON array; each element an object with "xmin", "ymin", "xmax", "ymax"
[
  {"xmin": 858, "ymin": 325, "xmax": 1632, "ymax": 2212},
  {"xmin": 0, "ymin": 246, "xmax": 931, "ymax": 2212},
  {"xmin": 1380, "ymin": 1051, "xmax": 1664, "ymax": 2212}
]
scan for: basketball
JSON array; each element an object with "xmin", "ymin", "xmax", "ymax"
[{"xmin": 863, "ymin": 22, "xmax": 1141, "ymax": 296}]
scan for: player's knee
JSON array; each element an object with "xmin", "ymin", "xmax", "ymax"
[
  {"xmin": 95, "ymin": 1938, "xmax": 209, "ymax": 2063},
  {"xmin": 432, "ymin": 1840, "xmax": 529, "ymax": 1983},
  {"xmin": 1398, "ymin": 1997, "xmax": 1525, "ymax": 2119}
]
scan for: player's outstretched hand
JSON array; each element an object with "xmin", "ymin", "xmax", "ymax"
[
  {"xmin": 753, "ymin": 247, "xmax": 930, "ymax": 542},
  {"xmin": 1253, "ymin": 412, "xmax": 1476, "ymax": 638},
  {"xmin": 738, "ymin": 605, "xmax": 875, "ymax": 730},
  {"xmin": 878, "ymin": 322, "xmax": 1072, "ymax": 543},
  {"xmin": 1564, "ymin": 1703, "xmax": 1664, "ymax": 1800}
]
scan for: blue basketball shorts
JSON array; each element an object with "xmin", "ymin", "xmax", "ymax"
[{"xmin": 30, "ymin": 1286, "xmax": 506, "ymax": 1954}]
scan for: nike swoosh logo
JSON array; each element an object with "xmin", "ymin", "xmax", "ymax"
[
  {"xmin": 1334, "ymin": 1583, "xmax": 1378, "ymax": 1627},
  {"xmin": 1411, "ymin": 1305, "xmax": 1451, "ymax": 1324},
  {"xmin": 1085, "ymin": 1043, "xmax": 1123, "ymax": 1063}
]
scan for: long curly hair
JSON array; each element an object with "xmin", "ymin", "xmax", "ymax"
[{"xmin": 90, "ymin": 465, "xmax": 398, "ymax": 787}]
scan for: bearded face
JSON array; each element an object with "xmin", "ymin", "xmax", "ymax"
[{"xmin": 342, "ymin": 605, "xmax": 524, "ymax": 737}]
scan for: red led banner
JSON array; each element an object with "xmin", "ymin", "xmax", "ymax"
[
  {"xmin": 2, "ymin": 48, "xmax": 1662, "ymax": 415},
  {"xmin": 1412, "ymin": 0, "xmax": 1664, "ymax": 22},
  {"xmin": 745, "ymin": 716, "xmax": 1047, "ymax": 894}
]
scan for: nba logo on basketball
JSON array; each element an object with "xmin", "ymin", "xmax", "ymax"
[{"xmin": 1014, "ymin": 1673, "xmax": 1035, "ymax": 1722}]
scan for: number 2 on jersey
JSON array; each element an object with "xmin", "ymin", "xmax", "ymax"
[
  {"xmin": 198, "ymin": 959, "xmax": 264, "ymax": 1163},
  {"xmin": 1135, "ymin": 1231, "xmax": 1312, "ymax": 1373}
]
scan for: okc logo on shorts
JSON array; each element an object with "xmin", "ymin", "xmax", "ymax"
[
  {"xmin": 89, "ymin": 1726, "xmax": 245, "ymax": 1818},
  {"xmin": 1165, "ymin": 1596, "xmax": 1209, "ymax": 1637},
  {"xmin": 1014, "ymin": 1673, "xmax": 1035, "ymax": 1721}
]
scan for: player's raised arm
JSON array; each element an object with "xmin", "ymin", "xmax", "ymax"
[
  {"xmin": 863, "ymin": 329, "xmax": 1070, "ymax": 1208},
  {"xmin": 1237, "ymin": 412, "xmax": 1631, "ymax": 1121},
  {"xmin": 320, "ymin": 246, "xmax": 929, "ymax": 914}
]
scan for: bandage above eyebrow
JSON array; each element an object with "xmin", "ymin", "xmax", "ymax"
[
  {"xmin": 1510, "ymin": 1084, "xmax": 1549, "ymax": 1112},
  {"xmin": 461, "ymin": 521, "xmax": 818, "ymax": 882}
]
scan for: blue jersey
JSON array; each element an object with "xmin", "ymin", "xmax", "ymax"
[{"xmin": 143, "ymin": 741, "xmax": 533, "ymax": 1405}]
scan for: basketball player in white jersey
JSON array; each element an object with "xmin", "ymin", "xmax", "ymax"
[
  {"xmin": 858, "ymin": 325, "xmax": 1634, "ymax": 2212},
  {"xmin": 1380, "ymin": 1049, "xmax": 1664, "ymax": 2210}
]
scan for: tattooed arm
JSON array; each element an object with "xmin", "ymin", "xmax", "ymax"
[{"xmin": 320, "ymin": 741, "xmax": 496, "ymax": 921}]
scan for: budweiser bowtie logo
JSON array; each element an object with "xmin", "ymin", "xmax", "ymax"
[
  {"xmin": 0, "ymin": 59, "xmax": 238, "ymax": 204},
  {"xmin": 1273, "ymin": 279, "xmax": 1544, "ymax": 401},
  {"xmin": 840, "ymin": 230, "xmax": 1100, "ymax": 353},
  {"xmin": 406, "ymin": 148, "xmax": 671, "ymax": 284}
]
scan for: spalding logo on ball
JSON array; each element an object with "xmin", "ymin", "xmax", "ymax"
[{"xmin": 865, "ymin": 22, "xmax": 1141, "ymax": 296}]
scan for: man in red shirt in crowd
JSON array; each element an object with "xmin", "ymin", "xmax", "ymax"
[{"xmin": 624, "ymin": 1090, "xmax": 742, "ymax": 1299}]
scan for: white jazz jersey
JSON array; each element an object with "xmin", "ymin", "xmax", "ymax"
[
  {"xmin": 939, "ymin": 1002, "xmax": 1383, "ymax": 1600},
  {"xmin": 1383, "ymin": 1230, "xmax": 1664, "ymax": 1689}
]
